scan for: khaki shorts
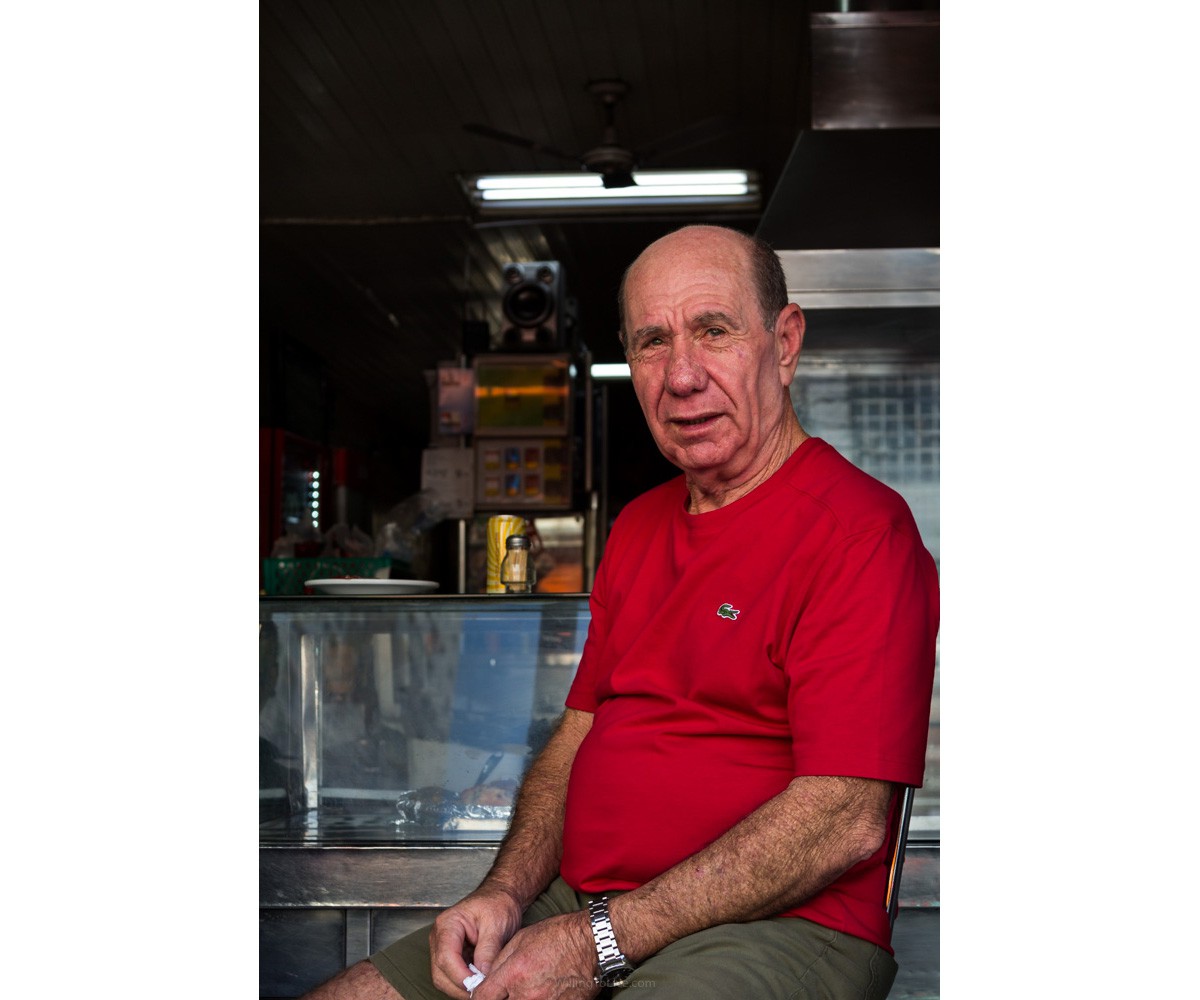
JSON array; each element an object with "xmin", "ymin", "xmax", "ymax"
[{"xmin": 370, "ymin": 877, "xmax": 897, "ymax": 1000}]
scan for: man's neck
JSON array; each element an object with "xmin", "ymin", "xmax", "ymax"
[{"xmin": 684, "ymin": 419, "xmax": 809, "ymax": 514}]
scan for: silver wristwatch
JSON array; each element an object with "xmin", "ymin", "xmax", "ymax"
[{"xmin": 588, "ymin": 896, "xmax": 635, "ymax": 988}]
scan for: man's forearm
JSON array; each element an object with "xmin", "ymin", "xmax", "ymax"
[
  {"xmin": 609, "ymin": 775, "xmax": 894, "ymax": 962},
  {"xmin": 480, "ymin": 708, "xmax": 592, "ymax": 909}
]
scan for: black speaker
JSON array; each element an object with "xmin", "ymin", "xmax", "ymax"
[{"xmin": 499, "ymin": 261, "xmax": 567, "ymax": 351}]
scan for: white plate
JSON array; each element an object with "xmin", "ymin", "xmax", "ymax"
[{"xmin": 305, "ymin": 578, "xmax": 439, "ymax": 596}]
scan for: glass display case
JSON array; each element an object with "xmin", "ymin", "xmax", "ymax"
[
  {"xmin": 259, "ymin": 594, "xmax": 591, "ymax": 846},
  {"xmin": 258, "ymin": 591, "xmax": 936, "ymax": 999}
]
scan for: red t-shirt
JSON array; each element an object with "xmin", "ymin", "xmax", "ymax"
[{"xmin": 561, "ymin": 438, "xmax": 938, "ymax": 951}]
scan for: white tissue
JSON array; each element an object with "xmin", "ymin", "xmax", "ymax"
[{"xmin": 463, "ymin": 963, "xmax": 486, "ymax": 993}]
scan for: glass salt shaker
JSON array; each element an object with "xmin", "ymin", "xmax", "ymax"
[{"xmin": 500, "ymin": 534, "xmax": 534, "ymax": 593}]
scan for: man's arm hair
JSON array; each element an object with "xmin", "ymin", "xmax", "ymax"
[
  {"xmin": 608, "ymin": 774, "xmax": 894, "ymax": 962},
  {"xmin": 479, "ymin": 707, "xmax": 592, "ymax": 910}
]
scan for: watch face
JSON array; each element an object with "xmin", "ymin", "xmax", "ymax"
[{"xmin": 598, "ymin": 963, "xmax": 635, "ymax": 988}]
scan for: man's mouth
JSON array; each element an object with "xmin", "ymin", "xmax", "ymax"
[{"xmin": 672, "ymin": 414, "xmax": 719, "ymax": 428}]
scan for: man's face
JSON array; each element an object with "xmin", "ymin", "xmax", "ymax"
[{"xmin": 623, "ymin": 230, "xmax": 798, "ymax": 482}]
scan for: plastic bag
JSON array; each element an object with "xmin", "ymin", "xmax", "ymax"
[{"xmin": 375, "ymin": 491, "xmax": 452, "ymax": 577}]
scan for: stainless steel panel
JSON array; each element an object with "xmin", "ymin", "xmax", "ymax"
[
  {"xmin": 371, "ymin": 907, "xmax": 444, "ymax": 954},
  {"xmin": 260, "ymin": 842, "xmax": 937, "ymax": 910},
  {"xmin": 811, "ymin": 12, "xmax": 939, "ymax": 130},
  {"xmin": 889, "ymin": 907, "xmax": 940, "ymax": 999},
  {"xmin": 779, "ymin": 248, "xmax": 940, "ymax": 309},
  {"xmin": 261, "ymin": 846, "xmax": 498, "ymax": 908},
  {"xmin": 260, "ymin": 908, "xmax": 345, "ymax": 997},
  {"xmin": 344, "ymin": 909, "xmax": 373, "ymax": 967},
  {"xmin": 896, "ymin": 845, "xmax": 939, "ymax": 909}
]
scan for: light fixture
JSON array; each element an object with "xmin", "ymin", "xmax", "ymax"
[
  {"xmin": 461, "ymin": 170, "xmax": 760, "ymax": 217},
  {"xmin": 590, "ymin": 363, "xmax": 632, "ymax": 380}
]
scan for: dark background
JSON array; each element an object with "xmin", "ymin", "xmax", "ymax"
[{"xmin": 259, "ymin": 0, "xmax": 939, "ymax": 532}]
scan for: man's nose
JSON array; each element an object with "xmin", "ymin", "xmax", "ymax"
[{"xmin": 664, "ymin": 343, "xmax": 708, "ymax": 395}]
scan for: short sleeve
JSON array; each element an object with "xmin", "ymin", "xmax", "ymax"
[{"xmin": 785, "ymin": 523, "xmax": 938, "ymax": 787}]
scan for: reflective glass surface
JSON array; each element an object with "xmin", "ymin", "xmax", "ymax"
[{"xmin": 260, "ymin": 595, "xmax": 590, "ymax": 844}]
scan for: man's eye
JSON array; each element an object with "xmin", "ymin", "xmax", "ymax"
[{"xmin": 704, "ymin": 327, "xmax": 725, "ymax": 337}]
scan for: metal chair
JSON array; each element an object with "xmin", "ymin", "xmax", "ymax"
[{"xmin": 884, "ymin": 784, "xmax": 916, "ymax": 927}]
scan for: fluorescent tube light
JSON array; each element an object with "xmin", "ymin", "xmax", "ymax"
[
  {"xmin": 590, "ymin": 363, "xmax": 632, "ymax": 380},
  {"xmin": 462, "ymin": 170, "xmax": 760, "ymax": 217}
]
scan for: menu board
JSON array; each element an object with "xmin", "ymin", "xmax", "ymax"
[{"xmin": 475, "ymin": 437, "xmax": 570, "ymax": 509}]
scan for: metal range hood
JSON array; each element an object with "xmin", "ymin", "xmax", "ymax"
[
  {"xmin": 757, "ymin": 7, "xmax": 939, "ymax": 261},
  {"xmin": 778, "ymin": 248, "xmax": 938, "ymax": 311}
]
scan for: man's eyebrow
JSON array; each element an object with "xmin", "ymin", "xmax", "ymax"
[
  {"xmin": 630, "ymin": 311, "xmax": 740, "ymax": 344},
  {"xmin": 691, "ymin": 310, "xmax": 739, "ymax": 329}
]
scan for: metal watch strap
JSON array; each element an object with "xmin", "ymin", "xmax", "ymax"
[
  {"xmin": 588, "ymin": 896, "xmax": 624, "ymax": 963},
  {"xmin": 588, "ymin": 896, "xmax": 632, "ymax": 985}
]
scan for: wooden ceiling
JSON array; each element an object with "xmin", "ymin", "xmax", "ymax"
[{"xmin": 259, "ymin": 0, "xmax": 937, "ymax": 501}]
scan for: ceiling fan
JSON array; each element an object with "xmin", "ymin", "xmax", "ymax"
[{"xmin": 464, "ymin": 78, "xmax": 733, "ymax": 190}]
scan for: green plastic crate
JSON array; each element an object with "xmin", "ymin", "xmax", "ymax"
[{"xmin": 261, "ymin": 557, "xmax": 391, "ymax": 595}]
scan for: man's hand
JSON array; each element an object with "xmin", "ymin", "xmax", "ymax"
[
  {"xmin": 425, "ymin": 709, "xmax": 594, "ymax": 997},
  {"xmin": 472, "ymin": 909, "xmax": 600, "ymax": 1000},
  {"xmin": 428, "ymin": 883, "xmax": 524, "ymax": 997}
]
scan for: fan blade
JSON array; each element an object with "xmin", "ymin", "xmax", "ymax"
[
  {"xmin": 463, "ymin": 123, "xmax": 583, "ymax": 166},
  {"xmin": 637, "ymin": 115, "xmax": 738, "ymax": 164}
]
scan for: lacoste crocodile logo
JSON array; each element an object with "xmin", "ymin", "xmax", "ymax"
[{"xmin": 716, "ymin": 603, "xmax": 740, "ymax": 620}]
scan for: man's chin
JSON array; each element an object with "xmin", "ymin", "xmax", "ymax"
[{"xmin": 661, "ymin": 443, "xmax": 737, "ymax": 478}]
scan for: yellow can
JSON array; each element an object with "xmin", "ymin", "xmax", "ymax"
[{"xmin": 486, "ymin": 515, "xmax": 527, "ymax": 593}]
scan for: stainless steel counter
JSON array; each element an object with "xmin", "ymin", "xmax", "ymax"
[{"xmin": 260, "ymin": 841, "xmax": 939, "ymax": 998}]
